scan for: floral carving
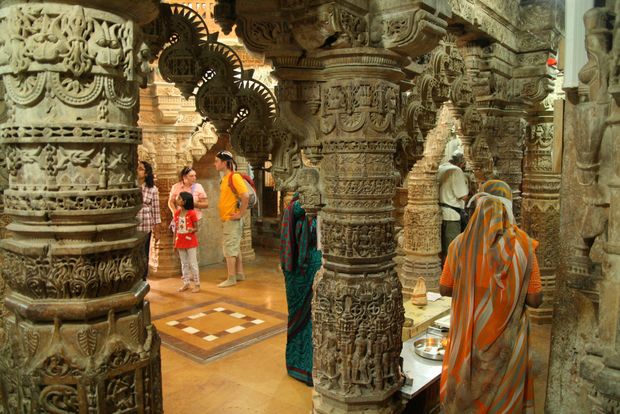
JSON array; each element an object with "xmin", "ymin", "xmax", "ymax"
[
  {"xmin": 40, "ymin": 385, "xmax": 80, "ymax": 413},
  {"xmin": 77, "ymin": 328, "xmax": 98, "ymax": 357},
  {"xmin": 0, "ymin": 247, "xmax": 143, "ymax": 299}
]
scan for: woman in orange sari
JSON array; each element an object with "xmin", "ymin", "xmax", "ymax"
[{"xmin": 439, "ymin": 180, "xmax": 543, "ymax": 414}]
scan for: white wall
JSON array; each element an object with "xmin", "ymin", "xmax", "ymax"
[{"xmin": 563, "ymin": 0, "xmax": 594, "ymax": 88}]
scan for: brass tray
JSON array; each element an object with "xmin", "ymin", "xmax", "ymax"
[{"xmin": 413, "ymin": 337, "xmax": 445, "ymax": 361}]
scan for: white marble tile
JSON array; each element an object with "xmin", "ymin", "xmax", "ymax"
[{"xmin": 226, "ymin": 325, "xmax": 246, "ymax": 334}]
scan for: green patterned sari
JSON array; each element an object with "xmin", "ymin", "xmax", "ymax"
[{"xmin": 280, "ymin": 195, "xmax": 322, "ymax": 385}]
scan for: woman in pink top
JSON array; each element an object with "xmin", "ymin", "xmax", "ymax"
[{"xmin": 168, "ymin": 166, "xmax": 209, "ymax": 221}]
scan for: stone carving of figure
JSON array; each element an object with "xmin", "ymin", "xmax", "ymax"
[
  {"xmin": 575, "ymin": 7, "xmax": 614, "ymax": 256},
  {"xmin": 579, "ymin": 8, "xmax": 612, "ymax": 104},
  {"xmin": 320, "ymin": 328, "xmax": 339, "ymax": 389},
  {"xmin": 341, "ymin": 334, "xmax": 354, "ymax": 392},
  {"xmin": 370, "ymin": 333, "xmax": 387, "ymax": 391},
  {"xmin": 351, "ymin": 328, "xmax": 371, "ymax": 387}
]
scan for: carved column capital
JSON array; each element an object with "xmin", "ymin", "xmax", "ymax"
[
  {"xmin": 372, "ymin": 2, "xmax": 450, "ymax": 58},
  {"xmin": 229, "ymin": 0, "xmax": 450, "ymax": 63}
]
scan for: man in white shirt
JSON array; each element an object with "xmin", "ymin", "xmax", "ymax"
[{"xmin": 438, "ymin": 151, "xmax": 469, "ymax": 264}]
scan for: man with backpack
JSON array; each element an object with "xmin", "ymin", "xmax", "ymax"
[{"xmin": 214, "ymin": 151, "xmax": 251, "ymax": 287}]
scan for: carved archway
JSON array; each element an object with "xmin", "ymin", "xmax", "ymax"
[
  {"xmin": 143, "ymin": 3, "xmax": 277, "ymax": 166},
  {"xmin": 399, "ymin": 35, "xmax": 489, "ymax": 294}
]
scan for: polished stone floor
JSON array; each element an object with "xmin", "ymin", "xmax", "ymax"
[{"xmin": 146, "ymin": 248, "xmax": 551, "ymax": 414}]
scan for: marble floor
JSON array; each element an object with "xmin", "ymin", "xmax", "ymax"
[{"xmin": 146, "ymin": 248, "xmax": 552, "ymax": 414}]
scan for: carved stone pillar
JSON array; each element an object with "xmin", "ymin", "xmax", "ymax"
[
  {"xmin": 269, "ymin": 63, "xmax": 324, "ymax": 215},
  {"xmin": 223, "ymin": 2, "xmax": 448, "ymax": 412},
  {"xmin": 547, "ymin": 4, "xmax": 619, "ymax": 411},
  {"xmin": 401, "ymin": 108, "xmax": 457, "ymax": 293},
  {"xmin": 0, "ymin": 2, "xmax": 163, "ymax": 413},
  {"xmin": 461, "ymin": 42, "xmax": 529, "ymax": 220},
  {"xmin": 311, "ymin": 48, "xmax": 405, "ymax": 414},
  {"xmin": 139, "ymin": 126, "xmax": 183, "ymax": 277},
  {"xmin": 522, "ymin": 99, "xmax": 561, "ymax": 324},
  {"xmin": 235, "ymin": 155, "xmax": 256, "ymax": 261},
  {"xmin": 0, "ymin": 134, "xmax": 7, "ymax": 347},
  {"xmin": 151, "ymin": 164, "xmax": 181, "ymax": 277},
  {"xmin": 496, "ymin": 111, "xmax": 528, "ymax": 220}
]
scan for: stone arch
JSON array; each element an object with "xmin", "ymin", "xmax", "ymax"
[{"xmin": 142, "ymin": 3, "xmax": 278, "ymax": 169}]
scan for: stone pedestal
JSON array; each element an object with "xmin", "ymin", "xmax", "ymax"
[{"xmin": 0, "ymin": 2, "xmax": 163, "ymax": 412}]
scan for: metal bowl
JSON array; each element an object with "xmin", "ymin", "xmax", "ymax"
[{"xmin": 413, "ymin": 337, "xmax": 446, "ymax": 361}]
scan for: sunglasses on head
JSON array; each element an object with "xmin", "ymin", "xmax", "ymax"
[{"xmin": 217, "ymin": 151, "xmax": 234, "ymax": 161}]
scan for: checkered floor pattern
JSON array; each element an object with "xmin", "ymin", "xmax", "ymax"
[{"xmin": 165, "ymin": 306, "xmax": 266, "ymax": 342}]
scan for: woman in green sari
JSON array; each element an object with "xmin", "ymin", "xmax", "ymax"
[{"xmin": 280, "ymin": 193, "xmax": 322, "ymax": 385}]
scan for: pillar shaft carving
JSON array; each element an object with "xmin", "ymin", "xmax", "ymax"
[
  {"xmin": 0, "ymin": 138, "xmax": 7, "ymax": 347},
  {"xmin": 580, "ymin": 3, "xmax": 620, "ymax": 411},
  {"xmin": 493, "ymin": 111, "xmax": 528, "ymax": 219},
  {"xmin": 311, "ymin": 49, "xmax": 405, "ymax": 413},
  {"xmin": 0, "ymin": 2, "xmax": 162, "ymax": 413},
  {"xmin": 401, "ymin": 108, "xmax": 457, "ymax": 293},
  {"xmin": 139, "ymin": 127, "xmax": 183, "ymax": 277},
  {"xmin": 522, "ymin": 93, "xmax": 561, "ymax": 324},
  {"xmin": 461, "ymin": 41, "xmax": 532, "ymax": 222}
]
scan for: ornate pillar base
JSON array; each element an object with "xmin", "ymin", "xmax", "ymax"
[
  {"xmin": 313, "ymin": 390, "xmax": 403, "ymax": 414},
  {"xmin": 0, "ymin": 299, "xmax": 163, "ymax": 414},
  {"xmin": 400, "ymin": 254, "xmax": 441, "ymax": 295}
]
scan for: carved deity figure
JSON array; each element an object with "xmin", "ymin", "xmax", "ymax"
[
  {"xmin": 319, "ymin": 328, "xmax": 339, "ymax": 388},
  {"xmin": 370, "ymin": 333, "xmax": 387, "ymax": 391},
  {"xmin": 351, "ymin": 328, "xmax": 371, "ymax": 385},
  {"xmin": 340, "ymin": 335, "xmax": 354, "ymax": 392},
  {"xmin": 575, "ymin": 7, "xmax": 614, "ymax": 256}
]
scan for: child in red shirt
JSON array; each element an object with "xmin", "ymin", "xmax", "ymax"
[{"xmin": 174, "ymin": 192, "xmax": 200, "ymax": 292}]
